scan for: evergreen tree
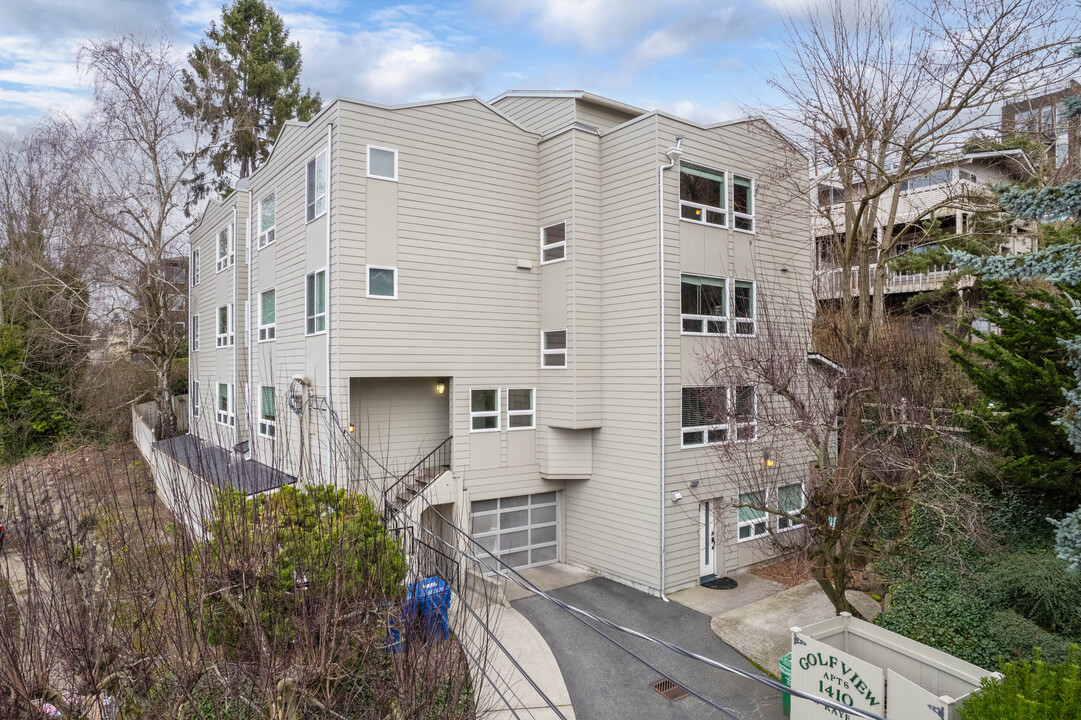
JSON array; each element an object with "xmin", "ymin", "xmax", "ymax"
[
  {"xmin": 947, "ymin": 281, "xmax": 1081, "ymax": 501},
  {"xmin": 178, "ymin": 0, "xmax": 321, "ymax": 199}
]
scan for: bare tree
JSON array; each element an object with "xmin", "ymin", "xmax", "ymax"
[{"xmin": 770, "ymin": 0, "xmax": 1080, "ymax": 344}]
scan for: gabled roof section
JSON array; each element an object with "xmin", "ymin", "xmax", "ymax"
[
  {"xmin": 604, "ymin": 109, "xmax": 808, "ymax": 160},
  {"xmin": 961, "ymin": 148, "xmax": 1036, "ymax": 177},
  {"xmin": 490, "ymin": 89, "xmax": 646, "ymax": 118},
  {"xmin": 189, "ymin": 185, "xmax": 246, "ymax": 237}
]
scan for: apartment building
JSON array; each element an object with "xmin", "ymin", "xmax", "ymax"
[
  {"xmin": 187, "ymin": 90, "xmax": 811, "ymax": 595},
  {"xmin": 1001, "ymin": 79, "xmax": 1081, "ymax": 178}
]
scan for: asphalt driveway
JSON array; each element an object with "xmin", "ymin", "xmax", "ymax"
[{"xmin": 513, "ymin": 577, "xmax": 785, "ymax": 720}]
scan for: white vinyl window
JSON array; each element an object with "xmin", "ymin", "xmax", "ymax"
[
  {"xmin": 738, "ymin": 491, "xmax": 768, "ymax": 541},
  {"xmin": 733, "ymin": 175, "xmax": 754, "ymax": 233},
  {"xmin": 367, "ymin": 265, "xmax": 397, "ymax": 299},
  {"xmin": 777, "ymin": 483, "xmax": 805, "ymax": 531},
  {"xmin": 191, "ymin": 380, "xmax": 200, "ymax": 417},
  {"xmin": 541, "ymin": 222, "xmax": 566, "ymax": 264},
  {"xmin": 191, "ymin": 248, "xmax": 200, "ymax": 286},
  {"xmin": 681, "ymin": 386, "xmax": 728, "ymax": 447},
  {"xmin": 258, "ymin": 192, "xmax": 276, "ymax": 248},
  {"xmin": 306, "ymin": 150, "xmax": 327, "ymax": 222},
  {"xmin": 305, "ymin": 270, "xmax": 326, "ymax": 335},
  {"xmin": 734, "ymin": 280, "xmax": 756, "ymax": 336},
  {"xmin": 681, "ymin": 275, "xmax": 727, "ymax": 335},
  {"xmin": 216, "ymin": 382, "xmax": 235, "ymax": 427},
  {"xmin": 259, "ymin": 386, "xmax": 276, "ymax": 438},
  {"xmin": 508, "ymin": 388, "xmax": 535, "ymax": 430},
  {"xmin": 542, "ymin": 330, "xmax": 567, "ymax": 368},
  {"xmin": 259, "ymin": 289, "xmax": 275, "ymax": 341},
  {"xmin": 470, "ymin": 388, "xmax": 500, "ymax": 432},
  {"xmin": 216, "ymin": 304, "xmax": 234, "ymax": 347},
  {"xmin": 368, "ymin": 145, "xmax": 398, "ymax": 181},
  {"xmin": 733, "ymin": 385, "xmax": 757, "ymax": 441},
  {"xmin": 680, "ymin": 161, "xmax": 727, "ymax": 227},
  {"xmin": 191, "ymin": 314, "xmax": 199, "ymax": 351},
  {"xmin": 216, "ymin": 225, "xmax": 233, "ymax": 272}
]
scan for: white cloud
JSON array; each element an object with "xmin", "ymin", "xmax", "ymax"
[
  {"xmin": 646, "ymin": 98, "xmax": 746, "ymax": 125},
  {"xmin": 626, "ymin": 8, "xmax": 759, "ymax": 69},
  {"xmin": 475, "ymin": 0, "xmax": 667, "ymax": 52}
]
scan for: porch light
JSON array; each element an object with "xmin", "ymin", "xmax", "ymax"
[
  {"xmin": 762, "ymin": 451, "xmax": 775, "ymax": 469},
  {"xmin": 348, "ymin": 424, "xmax": 354, "ymax": 433},
  {"xmin": 435, "ymin": 381, "xmax": 446, "ymax": 395}
]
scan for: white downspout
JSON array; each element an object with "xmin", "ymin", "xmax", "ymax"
[
  {"xmin": 657, "ymin": 135, "xmax": 683, "ymax": 602},
  {"xmin": 325, "ymin": 123, "xmax": 333, "ymax": 483},
  {"xmin": 246, "ymin": 190, "xmax": 253, "ymax": 460},
  {"xmin": 232, "ymin": 205, "xmax": 239, "ymax": 449}
]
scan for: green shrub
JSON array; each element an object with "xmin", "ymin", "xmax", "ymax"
[
  {"xmin": 985, "ymin": 611, "xmax": 1077, "ymax": 666},
  {"xmin": 983, "ymin": 552, "xmax": 1081, "ymax": 637},
  {"xmin": 959, "ymin": 647, "xmax": 1081, "ymax": 720}
]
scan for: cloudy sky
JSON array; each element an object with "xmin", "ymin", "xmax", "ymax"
[{"xmin": 0, "ymin": 0, "xmax": 800, "ymax": 137}]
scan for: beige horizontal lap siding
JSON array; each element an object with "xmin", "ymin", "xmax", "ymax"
[
  {"xmin": 490, "ymin": 96, "xmax": 578, "ymax": 136},
  {"xmin": 349, "ymin": 377, "xmax": 450, "ymax": 477},
  {"xmin": 574, "ymin": 100, "xmax": 641, "ymax": 132},
  {"xmin": 657, "ymin": 116, "xmax": 813, "ymax": 590},
  {"xmin": 562, "ymin": 115, "xmax": 661, "ymax": 591}
]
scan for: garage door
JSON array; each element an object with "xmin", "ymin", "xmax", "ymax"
[{"xmin": 471, "ymin": 492, "xmax": 558, "ymax": 569}]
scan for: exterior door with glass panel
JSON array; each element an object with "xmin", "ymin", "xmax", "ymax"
[
  {"xmin": 700, "ymin": 500, "xmax": 716, "ymax": 578},
  {"xmin": 471, "ymin": 492, "xmax": 558, "ymax": 569}
]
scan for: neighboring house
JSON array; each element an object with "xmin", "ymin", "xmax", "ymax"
[
  {"xmin": 1000, "ymin": 79, "xmax": 1081, "ymax": 180},
  {"xmin": 129, "ymin": 255, "xmax": 189, "ymax": 362},
  {"xmin": 187, "ymin": 89, "xmax": 812, "ymax": 596},
  {"xmin": 813, "ymin": 149, "xmax": 1036, "ymax": 302}
]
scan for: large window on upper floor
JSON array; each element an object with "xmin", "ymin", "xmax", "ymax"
[
  {"xmin": 733, "ymin": 175, "xmax": 754, "ymax": 233},
  {"xmin": 217, "ymin": 382, "xmax": 235, "ymax": 427},
  {"xmin": 259, "ymin": 192, "xmax": 276, "ymax": 248},
  {"xmin": 191, "ymin": 314, "xmax": 200, "ymax": 351},
  {"xmin": 216, "ymin": 304, "xmax": 234, "ymax": 347},
  {"xmin": 681, "ymin": 275, "xmax": 727, "ymax": 335},
  {"xmin": 541, "ymin": 222, "xmax": 566, "ymax": 264},
  {"xmin": 734, "ymin": 280, "xmax": 755, "ymax": 336},
  {"xmin": 259, "ymin": 289, "xmax": 275, "ymax": 341},
  {"xmin": 680, "ymin": 162, "xmax": 726, "ymax": 228},
  {"xmin": 191, "ymin": 248, "xmax": 200, "ymax": 286},
  {"xmin": 900, "ymin": 168, "xmax": 951, "ymax": 192},
  {"xmin": 682, "ymin": 386, "xmax": 728, "ymax": 448},
  {"xmin": 216, "ymin": 225, "xmax": 233, "ymax": 272},
  {"xmin": 305, "ymin": 270, "xmax": 326, "ymax": 335},
  {"xmin": 306, "ymin": 150, "xmax": 327, "ymax": 222},
  {"xmin": 508, "ymin": 388, "xmax": 535, "ymax": 430},
  {"xmin": 368, "ymin": 145, "xmax": 398, "ymax": 181},
  {"xmin": 259, "ymin": 386, "xmax": 276, "ymax": 438},
  {"xmin": 470, "ymin": 388, "xmax": 500, "ymax": 432},
  {"xmin": 542, "ymin": 330, "xmax": 567, "ymax": 368}
]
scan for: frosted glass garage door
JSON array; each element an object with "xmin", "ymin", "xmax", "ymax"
[{"xmin": 471, "ymin": 492, "xmax": 558, "ymax": 569}]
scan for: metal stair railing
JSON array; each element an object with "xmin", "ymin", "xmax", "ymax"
[{"xmin": 384, "ymin": 436, "xmax": 453, "ymax": 518}]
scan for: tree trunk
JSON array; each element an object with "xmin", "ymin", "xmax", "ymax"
[{"xmin": 155, "ymin": 364, "xmax": 176, "ymax": 439}]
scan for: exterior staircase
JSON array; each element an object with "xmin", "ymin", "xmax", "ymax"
[{"xmin": 385, "ymin": 436, "xmax": 453, "ymax": 518}]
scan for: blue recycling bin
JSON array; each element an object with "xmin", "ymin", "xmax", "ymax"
[{"xmin": 387, "ymin": 576, "xmax": 450, "ymax": 653}]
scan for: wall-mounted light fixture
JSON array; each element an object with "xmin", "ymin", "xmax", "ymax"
[
  {"xmin": 762, "ymin": 451, "xmax": 775, "ymax": 469},
  {"xmin": 348, "ymin": 424, "xmax": 355, "ymax": 434},
  {"xmin": 435, "ymin": 381, "xmax": 447, "ymax": 395}
]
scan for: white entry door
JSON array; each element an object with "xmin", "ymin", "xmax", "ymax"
[{"xmin": 700, "ymin": 500, "xmax": 716, "ymax": 578}]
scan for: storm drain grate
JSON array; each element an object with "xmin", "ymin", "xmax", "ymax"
[{"xmin": 650, "ymin": 678, "xmax": 690, "ymax": 702}]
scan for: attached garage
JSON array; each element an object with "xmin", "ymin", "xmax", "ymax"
[{"xmin": 471, "ymin": 492, "xmax": 558, "ymax": 569}]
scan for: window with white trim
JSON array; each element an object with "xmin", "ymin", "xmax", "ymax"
[
  {"xmin": 541, "ymin": 223, "xmax": 566, "ymax": 263},
  {"xmin": 959, "ymin": 169, "xmax": 978, "ymax": 183},
  {"xmin": 191, "ymin": 381, "xmax": 200, "ymax": 417},
  {"xmin": 216, "ymin": 226, "xmax": 233, "ymax": 272},
  {"xmin": 258, "ymin": 192, "xmax": 276, "ymax": 248},
  {"xmin": 542, "ymin": 330, "xmax": 567, "ymax": 368},
  {"xmin": 216, "ymin": 304, "xmax": 234, "ymax": 347},
  {"xmin": 508, "ymin": 388, "xmax": 535, "ymax": 430},
  {"xmin": 368, "ymin": 145, "xmax": 398, "ymax": 180},
  {"xmin": 680, "ymin": 161, "xmax": 727, "ymax": 227},
  {"xmin": 305, "ymin": 270, "xmax": 326, "ymax": 334},
  {"xmin": 681, "ymin": 386, "xmax": 728, "ymax": 447},
  {"xmin": 191, "ymin": 314, "xmax": 199, "ymax": 351},
  {"xmin": 733, "ymin": 385, "xmax": 757, "ymax": 441},
  {"xmin": 259, "ymin": 385, "xmax": 276, "ymax": 438},
  {"xmin": 777, "ymin": 483, "xmax": 804, "ymax": 531},
  {"xmin": 306, "ymin": 150, "xmax": 327, "ymax": 222},
  {"xmin": 367, "ymin": 266, "xmax": 397, "ymax": 299},
  {"xmin": 470, "ymin": 388, "xmax": 500, "ymax": 432},
  {"xmin": 734, "ymin": 280, "xmax": 755, "ymax": 336},
  {"xmin": 259, "ymin": 289, "xmax": 275, "ymax": 341},
  {"xmin": 737, "ymin": 491, "xmax": 767, "ymax": 541},
  {"xmin": 681, "ymin": 275, "xmax": 727, "ymax": 334},
  {"xmin": 216, "ymin": 382, "xmax": 235, "ymax": 427},
  {"xmin": 191, "ymin": 248, "xmax": 200, "ymax": 286},
  {"xmin": 733, "ymin": 175, "xmax": 754, "ymax": 232}
]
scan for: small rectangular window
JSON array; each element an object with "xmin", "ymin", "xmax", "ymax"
[
  {"xmin": 367, "ymin": 265, "xmax": 397, "ymax": 299},
  {"xmin": 216, "ymin": 226, "xmax": 233, "ymax": 272},
  {"xmin": 305, "ymin": 270, "xmax": 326, "ymax": 334},
  {"xmin": 681, "ymin": 275, "xmax": 727, "ymax": 334},
  {"xmin": 680, "ymin": 161, "xmax": 727, "ymax": 227},
  {"xmin": 542, "ymin": 330, "xmax": 567, "ymax": 368},
  {"xmin": 259, "ymin": 289, "xmax": 275, "ymax": 341},
  {"xmin": 681, "ymin": 386, "xmax": 728, "ymax": 447},
  {"xmin": 259, "ymin": 192, "xmax": 276, "ymax": 248},
  {"xmin": 259, "ymin": 385, "xmax": 276, "ymax": 438},
  {"xmin": 368, "ymin": 145, "xmax": 398, "ymax": 180},
  {"xmin": 191, "ymin": 314, "xmax": 200, "ymax": 351},
  {"xmin": 471, "ymin": 388, "xmax": 500, "ymax": 432},
  {"xmin": 541, "ymin": 223, "xmax": 566, "ymax": 264},
  {"xmin": 777, "ymin": 483, "xmax": 804, "ymax": 531},
  {"xmin": 959, "ymin": 169, "xmax": 978, "ymax": 183},
  {"xmin": 306, "ymin": 150, "xmax": 327, "ymax": 222},
  {"xmin": 216, "ymin": 382, "xmax": 235, "ymax": 427},
  {"xmin": 733, "ymin": 175, "xmax": 754, "ymax": 233},
  {"xmin": 191, "ymin": 380, "xmax": 200, "ymax": 416},
  {"xmin": 733, "ymin": 385, "xmax": 757, "ymax": 441},
  {"xmin": 191, "ymin": 248, "xmax": 200, "ymax": 286},
  {"xmin": 216, "ymin": 304, "xmax": 234, "ymax": 347},
  {"xmin": 508, "ymin": 388, "xmax": 535, "ymax": 430},
  {"xmin": 737, "ymin": 491, "xmax": 767, "ymax": 541},
  {"xmin": 734, "ymin": 280, "xmax": 755, "ymax": 336}
]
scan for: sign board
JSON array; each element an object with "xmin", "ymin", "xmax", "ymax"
[
  {"xmin": 885, "ymin": 670, "xmax": 948, "ymax": 720},
  {"xmin": 792, "ymin": 632, "xmax": 885, "ymax": 719}
]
